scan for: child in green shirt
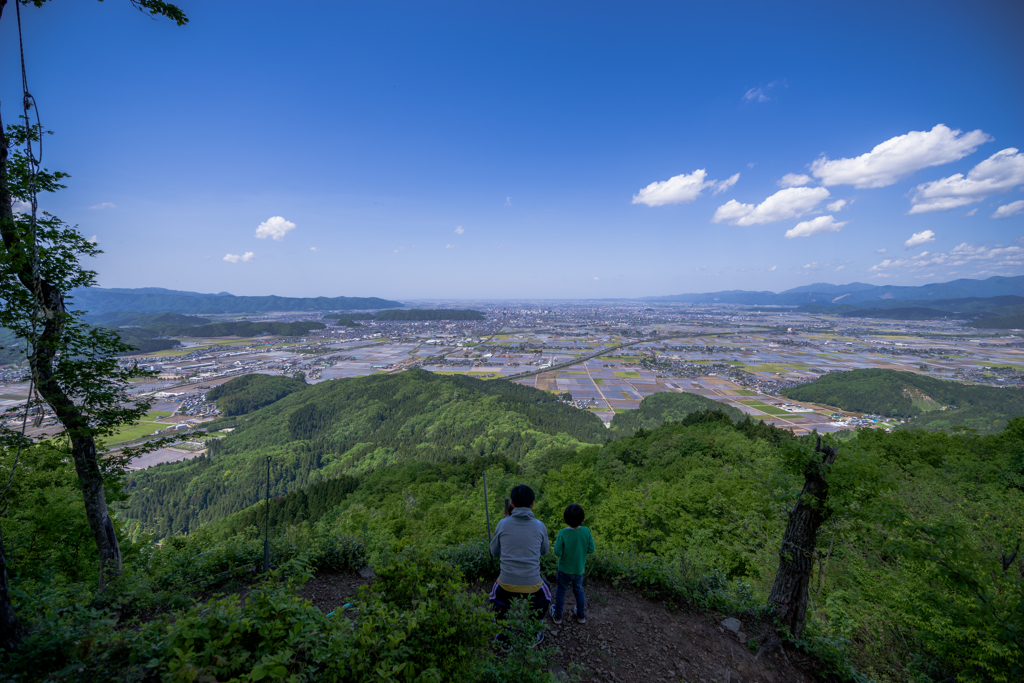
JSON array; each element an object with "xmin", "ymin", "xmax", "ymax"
[{"xmin": 549, "ymin": 503, "xmax": 595, "ymax": 624}]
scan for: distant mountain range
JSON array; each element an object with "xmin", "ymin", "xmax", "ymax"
[
  {"xmin": 640, "ymin": 275, "xmax": 1024, "ymax": 306},
  {"xmin": 71, "ymin": 288, "xmax": 404, "ymax": 315}
]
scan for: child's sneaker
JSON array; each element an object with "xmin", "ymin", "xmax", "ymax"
[
  {"xmin": 528, "ymin": 632, "xmax": 545, "ymax": 649},
  {"xmin": 549, "ymin": 605, "xmax": 562, "ymax": 625},
  {"xmin": 493, "ymin": 632, "xmax": 512, "ymax": 653},
  {"xmin": 573, "ymin": 606, "xmax": 586, "ymax": 624}
]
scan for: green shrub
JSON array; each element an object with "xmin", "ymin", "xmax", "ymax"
[{"xmin": 372, "ymin": 548, "xmax": 497, "ymax": 679}]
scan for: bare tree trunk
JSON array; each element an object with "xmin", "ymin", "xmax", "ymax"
[
  {"xmin": 0, "ymin": 77, "xmax": 121, "ymax": 590},
  {"xmin": 767, "ymin": 436, "xmax": 838, "ymax": 639}
]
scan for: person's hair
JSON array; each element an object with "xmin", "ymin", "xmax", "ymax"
[
  {"xmin": 563, "ymin": 503, "xmax": 585, "ymax": 528},
  {"xmin": 503, "ymin": 497, "xmax": 513, "ymax": 517},
  {"xmin": 509, "ymin": 484, "xmax": 535, "ymax": 508}
]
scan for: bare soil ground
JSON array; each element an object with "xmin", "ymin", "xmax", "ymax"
[{"xmin": 301, "ymin": 570, "xmax": 820, "ymax": 683}]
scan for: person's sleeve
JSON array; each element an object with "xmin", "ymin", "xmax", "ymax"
[
  {"xmin": 553, "ymin": 530, "xmax": 563, "ymax": 558},
  {"xmin": 539, "ymin": 522, "xmax": 550, "ymax": 555},
  {"xmin": 587, "ymin": 529, "xmax": 595, "ymax": 554},
  {"xmin": 489, "ymin": 522, "xmax": 501, "ymax": 558}
]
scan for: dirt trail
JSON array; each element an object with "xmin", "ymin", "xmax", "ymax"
[{"xmin": 300, "ymin": 571, "xmax": 818, "ymax": 683}]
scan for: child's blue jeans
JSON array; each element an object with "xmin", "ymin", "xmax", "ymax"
[{"xmin": 553, "ymin": 570, "xmax": 585, "ymax": 619}]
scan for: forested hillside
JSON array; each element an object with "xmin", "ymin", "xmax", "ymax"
[
  {"xmin": 608, "ymin": 391, "xmax": 744, "ymax": 435},
  {"xmin": 785, "ymin": 368, "xmax": 1024, "ymax": 433},
  {"xmin": 124, "ymin": 371, "xmax": 607, "ymax": 536},
  {"xmin": 110, "ymin": 411, "xmax": 1024, "ymax": 682},
  {"xmin": 207, "ymin": 373, "xmax": 308, "ymax": 416}
]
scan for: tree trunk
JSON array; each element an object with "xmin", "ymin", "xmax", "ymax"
[
  {"xmin": 767, "ymin": 436, "xmax": 838, "ymax": 639},
  {"xmin": 0, "ymin": 76, "xmax": 122, "ymax": 590}
]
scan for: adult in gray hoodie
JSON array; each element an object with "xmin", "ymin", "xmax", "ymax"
[{"xmin": 488, "ymin": 484, "xmax": 551, "ymax": 627}]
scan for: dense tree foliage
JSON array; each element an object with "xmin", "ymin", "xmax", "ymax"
[
  {"xmin": 785, "ymin": 368, "xmax": 1024, "ymax": 432},
  {"xmin": 207, "ymin": 373, "xmax": 308, "ymax": 416},
  {"xmin": 608, "ymin": 391, "xmax": 745, "ymax": 436},
  {"xmin": 968, "ymin": 312, "xmax": 1024, "ymax": 329},
  {"xmin": 123, "ymin": 372, "xmax": 606, "ymax": 536}
]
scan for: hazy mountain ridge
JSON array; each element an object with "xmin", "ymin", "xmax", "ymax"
[
  {"xmin": 72, "ymin": 287, "xmax": 404, "ymax": 314},
  {"xmin": 641, "ymin": 275, "xmax": 1024, "ymax": 306}
]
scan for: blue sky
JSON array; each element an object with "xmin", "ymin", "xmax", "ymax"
[{"xmin": 2, "ymin": 0, "xmax": 1023, "ymax": 299}]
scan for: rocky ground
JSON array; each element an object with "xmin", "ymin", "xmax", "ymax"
[{"xmin": 300, "ymin": 570, "xmax": 820, "ymax": 683}]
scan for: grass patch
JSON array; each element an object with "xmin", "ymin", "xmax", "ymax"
[
  {"xmin": 594, "ymin": 378, "xmax": 606, "ymax": 385},
  {"xmin": 613, "ymin": 371, "xmax": 642, "ymax": 379}
]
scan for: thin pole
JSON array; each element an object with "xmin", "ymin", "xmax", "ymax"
[
  {"xmin": 263, "ymin": 456, "xmax": 270, "ymax": 572},
  {"xmin": 483, "ymin": 470, "xmax": 493, "ymax": 571}
]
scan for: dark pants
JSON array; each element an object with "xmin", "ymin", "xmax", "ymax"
[
  {"xmin": 553, "ymin": 570, "xmax": 585, "ymax": 619},
  {"xmin": 488, "ymin": 580, "xmax": 551, "ymax": 621}
]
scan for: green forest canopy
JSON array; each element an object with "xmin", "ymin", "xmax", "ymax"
[
  {"xmin": 207, "ymin": 373, "xmax": 308, "ymax": 416},
  {"xmin": 784, "ymin": 368, "xmax": 1024, "ymax": 433},
  {"xmin": 124, "ymin": 370, "xmax": 608, "ymax": 536}
]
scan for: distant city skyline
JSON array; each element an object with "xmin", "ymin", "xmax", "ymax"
[{"xmin": 2, "ymin": 0, "xmax": 1022, "ymax": 299}]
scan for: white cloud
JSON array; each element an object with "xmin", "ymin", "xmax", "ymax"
[
  {"xmin": 593, "ymin": 276, "xmax": 599, "ymax": 281},
  {"xmin": 89, "ymin": 202, "xmax": 116, "ymax": 210},
  {"xmin": 810, "ymin": 124, "xmax": 991, "ymax": 189},
  {"xmin": 747, "ymin": 162, "xmax": 756, "ymax": 169},
  {"xmin": 909, "ymin": 148, "xmax": 1024, "ymax": 213},
  {"xmin": 778, "ymin": 173, "xmax": 812, "ymax": 188},
  {"xmin": 87, "ymin": 235, "xmax": 98, "ymax": 244},
  {"xmin": 876, "ymin": 248, "xmax": 887, "ymax": 253},
  {"xmin": 835, "ymin": 265, "xmax": 846, "ymax": 271},
  {"xmin": 632, "ymin": 169, "xmax": 739, "ymax": 206},
  {"xmin": 255, "ymin": 216, "xmax": 296, "ymax": 241},
  {"xmin": 964, "ymin": 208, "xmax": 978, "ymax": 216},
  {"xmin": 904, "ymin": 230, "xmax": 936, "ymax": 248},
  {"xmin": 454, "ymin": 226, "xmax": 464, "ymax": 235},
  {"xmin": 713, "ymin": 173, "xmax": 740, "ymax": 195},
  {"xmin": 768, "ymin": 265, "xmax": 777, "ymax": 272},
  {"xmin": 802, "ymin": 262, "xmax": 818, "ymax": 269},
  {"xmin": 310, "ymin": 247, "xmax": 319, "ymax": 251},
  {"xmin": 504, "ymin": 197, "xmax": 512, "ymax": 207},
  {"xmin": 713, "ymin": 186, "xmax": 830, "ymax": 226},
  {"xmin": 223, "ymin": 252, "xmax": 255, "ymax": 263},
  {"xmin": 11, "ymin": 200, "xmax": 30, "ymax": 214},
  {"xmin": 870, "ymin": 241, "xmax": 1024, "ymax": 275},
  {"xmin": 743, "ymin": 87, "xmax": 769, "ymax": 103},
  {"xmin": 445, "ymin": 244, "xmax": 455, "ymax": 249},
  {"xmin": 826, "ymin": 199, "xmax": 848, "ymax": 212},
  {"xmin": 784, "ymin": 215, "xmax": 848, "ymax": 238},
  {"xmin": 991, "ymin": 200, "xmax": 1024, "ymax": 219}
]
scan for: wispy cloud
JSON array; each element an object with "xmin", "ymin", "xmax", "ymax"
[
  {"xmin": 826, "ymin": 199, "xmax": 848, "ymax": 212},
  {"xmin": 777, "ymin": 173, "xmax": 812, "ymax": 188},
  {"xmin": 876, "ymin": 248, "xmax": 887, "ymax": 253},
  {"xmin": 632, "ymin": 169, "xmax": 739, "ymax": 206},
  {"xmin": 713, "ymin": 186, "xmax": 830, "ymax": 226},
  {"xmin": 310, "ymin": 247, "xmax": 320, "ymax": 251},
  {"xmin": 784, "ymin": 215, "xmax": 848, "ymax": 239},
  {"xmin": 445, "ymin": 244, "xmax": 456, "ymax": 249},
  {"xmin": 223, "ymin": 252, "xmax": 255, "ymax": 263},
  {"xmin": 87, "ymin": 235, "xmax": 98, "ymax": 244},
  {"xmin": 992, "ymin": 200, "xmax": 1024, "ymax": 219},
  {"xmin": 904, "ymin": 230, "xmax": 936, "ymax": 249},
  {"xmin": 810, "ymin": 124, "xmax": 991, "ymax": 189},
  {"xmin": 255, "ymin": 216, "xmax": 296, "ymax": 241},
  {"xmin": 910, "ymin": 148, "xmax": 1024, "ymax": 213},
  {"xmin": 964, "ymin": 208, "xmax": 978, "ymax": 217},
  {"xmin": 870, "ymin": 241, "xmax": 1024, "ymax": 275},
  {"xmin": 454, "ymin": 225, "xmax": 464, "ymax": 234},
  {"xmin": 593, "ymin": 276, "xmax": 599, "ymax": 281},
  {"xmin": 504, "ymin": 197, "xmax": 512, "ymax": 207},
  {"xmin": 89, "ymin": 202, "xmax": 116, "ymax": 210},
  {"xmin": 768, "ymin": 265, "xmax": 777, "ymax": 272}
]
